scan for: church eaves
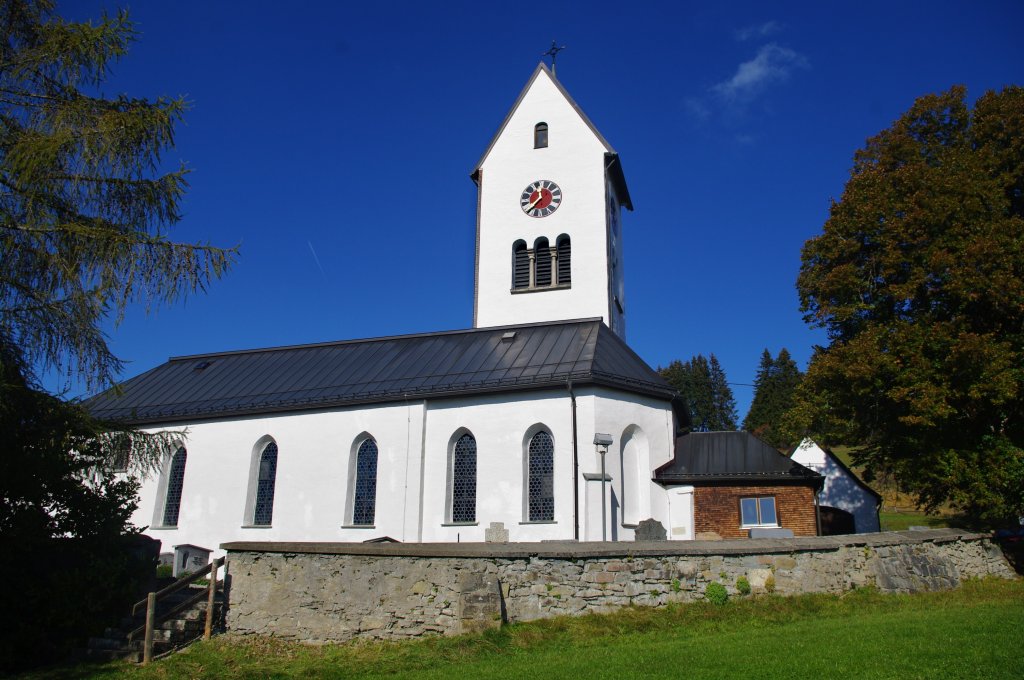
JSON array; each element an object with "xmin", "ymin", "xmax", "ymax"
[{"xmin": 86, "ymin": 318, "xmax": 673, "ymax": 425}]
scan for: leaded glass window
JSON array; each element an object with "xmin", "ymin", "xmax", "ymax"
[
  {"xmin": 162, "ymin": 447, "xmax": 187, "ymax": 527},
  {"xmin": 253, "ymin": 441, "xmax": 278, "ymax": 526},
  {"xmin": 528, "ymin": 431, "xmax": 554, "ymax": 521},
  {"xmin": 352, "ymin": 438, "xmax": 378, "ymax": 525},
  {"xmin": 451, "ymin": 433, "xmax": 476, "ymax": 523}
]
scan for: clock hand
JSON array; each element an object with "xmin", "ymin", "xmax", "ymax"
[{"xmin": 527, "ymin": 191, "xmax": 543, "ymax": 210}]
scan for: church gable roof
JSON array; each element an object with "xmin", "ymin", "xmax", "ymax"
[
  {"xmin": 654, "ymin": 431, "xmax": 823, "ymax": 486},
  {"xmin": 471, "ymin": 63, "xmax": 632, "ymax": 209},
  {"xmin": 473, "ymin": 62, "xmax": 614, "ymax": 171},
  {"xmin": 86, "ymin": 318, "xmax": 672, "ymax": 425}
]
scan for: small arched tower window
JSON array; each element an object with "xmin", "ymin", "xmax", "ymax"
[
  {"xmin": 450, "ymin": 432, "xmax": 477, "ymax": 523},
  {"xmin": 528, "ymin": 430, "xmax": 554, "ymax": 521},
  {"xmin": 253, "ymin": 441, "xmax": 278, "ymax": 526},
  {"xmin": 352, "ymin": 437, "xmax": 378, "ymax": 525},
  {"xmin": 534, "ymin": 237, "xmax": 552, "ymax": 287},
  {"xmin": 534, "ymin": 122, "xmax": 548, "ymax": 149},
  {"xmin": 512, "ymin": 240, "xmax": 530, "ymax": 290},
  {"xmin": 556, "ymin": 234, "xmax": 571, "ymax": 286},
  {"xmin": 162, "ymin": 447, "xmax": 187, "ymax": 527}
]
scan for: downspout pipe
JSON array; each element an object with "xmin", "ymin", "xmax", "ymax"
[
  {"xmin": 567, "ymin": 379, "xmax": 579, "ymax": 541},
  {"xmin": 814, "ymin": 480, "xmax": 823, "ymax": 536}
]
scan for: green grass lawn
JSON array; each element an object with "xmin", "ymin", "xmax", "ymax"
[
  {"xmin": 25, "ymin": 578, "xmax": 1024, "ymax": 680},
  {"xmin": 879, "ymin": 510, "xmax": 951, "ymax": 531}
]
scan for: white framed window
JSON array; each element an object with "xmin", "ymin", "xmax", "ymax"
[
  {"xmin": 349, "ymin": 436, "xmax": 378, "ymax": 526},
  {"xmin": 447, "ymin": 431, "xmax": 477, "ymax": 524},
  {"xmin": 740, "ymin": 496, "xmax": 778, "ymax": 527},
  {"xmin": 152, "ymin": 444, "xmax": 187, "ymax": 528},
  {"xmin": 527, "ymin": 430, "xmax": 554, "ymax": 522},
  {"xmin": 161, "ymin": 447, "xmax": 188, "ymax": 527},
  {"xmin": 243, "ymin": 436, "xmax": 279, "ymax": 527}
]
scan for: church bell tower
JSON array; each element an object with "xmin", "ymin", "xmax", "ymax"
[{"xmin": 471, "ymin": 63, "xmax": 632, "ymax": 337}]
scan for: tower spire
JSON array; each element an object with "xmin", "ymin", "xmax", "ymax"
[{"xmin": 542, "ymin": 41, "xmax": 566, "ymax": 76}]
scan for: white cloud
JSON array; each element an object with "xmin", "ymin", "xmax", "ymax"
[
  {"xmin": 734, "ymin": 20, "xmax": 782, "ymax": 42},
  {"xmin": 712, "ymin": 43, "xmax": 808, "ymax": 101}
]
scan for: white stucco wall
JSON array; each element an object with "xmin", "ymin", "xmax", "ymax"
[
  {"xmin": 791, "ymin": 439, "xmax": 881, "ymax": 533},
  {"xmin": 474, "ymin": 68, "xmax": 616, "ymax": 331},
  {"xmin": 132, "ymin": 386, "xmax": 676, "ymax": 555}
]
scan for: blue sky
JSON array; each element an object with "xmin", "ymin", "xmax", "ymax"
[{"xmin": 56, "ymin": 0, "xmax": 1023, "ymax": 420}]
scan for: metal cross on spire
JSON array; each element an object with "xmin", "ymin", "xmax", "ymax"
[{"xmin": 542, "ymin": 41, "xmax": 567, "ymax": 76}]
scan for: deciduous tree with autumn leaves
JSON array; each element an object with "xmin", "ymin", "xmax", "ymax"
[{"xmin": 788, "ymin": 85, "xmax": 1024, "ymax": 525}]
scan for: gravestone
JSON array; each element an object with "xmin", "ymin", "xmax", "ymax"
[
  {"xmin": 485, "ymin": 522, "xmax": 509, "ymax": 543},
  {"xmin": 635, "ymin": 518, "xmax": 667, "ymax": 541}
]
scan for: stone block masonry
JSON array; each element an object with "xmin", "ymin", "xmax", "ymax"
[{"xmin": 222, "ymin": 529, "xmax": 1016, "ymax": 644}]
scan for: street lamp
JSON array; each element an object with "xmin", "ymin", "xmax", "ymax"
[{"xmin": 593, "ymin": 433, "xmax": 613, "ymax": 541}]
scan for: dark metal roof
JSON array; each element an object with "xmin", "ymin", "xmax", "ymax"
[
  {"xmin": 86, "ymin": 318, "xmax": 673, "ymax": 425},
  {"xmin": 654, "ymin": 431, "xmax": 823, "ymax": 486}
]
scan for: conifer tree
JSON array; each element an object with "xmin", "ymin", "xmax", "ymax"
[
  {"xmin": 0, "ymin": 0, "xmax": 235, "ymax": 390},
  {"xmin": 0, "ymin": 0, "xmax": 235, "ymax": 537},
  {"xmin": 742, "ymin": 348, "xmax": 802, "ymax": 449},
  {"xmin": 659, "ymin": 353, "xmax": 737, "ymax": 431}
]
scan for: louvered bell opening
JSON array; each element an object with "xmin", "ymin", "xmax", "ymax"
[
  {"xmin": 513, "ymin": 242, "xmax": 530, "ymax": 289},
  {"xmin": 557, "ymin": 236, "xmax": 571, "ymax": 285},
  {"xmin": 535, "ymin": 239, "xmax": 552, "ymax": 287}
]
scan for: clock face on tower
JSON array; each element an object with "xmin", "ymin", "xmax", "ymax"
[{"xmin": 520, "ymin": 180, "xmax": 562, "ymax": 217}]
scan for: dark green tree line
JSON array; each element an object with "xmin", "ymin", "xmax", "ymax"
[
  {"xmin": 742, "ymin": 348, "xmax": 802, "ymax": 449},
  {"xmin": 659, "ymin": 353, "xmax": 737, "ymax": 431}
]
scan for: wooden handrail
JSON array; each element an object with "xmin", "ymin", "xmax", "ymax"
[
  {"xmin": 132, "ymin": 556, "xmax": 224, "ymax": 616},
  {"xmin": 128, "ymin": 587, "xmax": 209, "ymax": 640},
  {"xmin": 134, "ymin": 556, "xmax": 226, "ymax": 664}
]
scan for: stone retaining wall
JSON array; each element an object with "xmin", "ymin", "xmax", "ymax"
[{"xmin": 222, "ymin": 529, "xmax": 1015, "ymax": 643}]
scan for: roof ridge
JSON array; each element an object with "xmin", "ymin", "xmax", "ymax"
[
  {"xmin": 471, "ymin": 62, "xmax": 615, "ymax": 176},
  {"xmin": 168, "ymin": 317, "xmax": 604, "ymax": 362}
]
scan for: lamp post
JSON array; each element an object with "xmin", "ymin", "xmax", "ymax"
[{"xmin": 593, "ymin": 433, "xmax": 613, "ymax": 541}]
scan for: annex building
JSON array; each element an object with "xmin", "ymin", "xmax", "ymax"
[{"xmin": 89, "ymin": 64, "xmax": 822, "ymax": 556}]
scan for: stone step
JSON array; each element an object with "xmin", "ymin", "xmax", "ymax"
[{"xmin": 87, "ymin": 636, "xmax": 126, "ymax": 651}]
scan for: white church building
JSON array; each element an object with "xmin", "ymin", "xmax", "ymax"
[{"xmin": 90, "ymin": 64, "xmax": 820, "ymax": 555}]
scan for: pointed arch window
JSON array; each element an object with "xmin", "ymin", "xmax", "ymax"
[
  {"xmin": 534, "ymin": 237, "xmax": 552, "ymax": 287},
  {"xmin": 534, "ymin": 122, "xmax": 548, "ymax": 148},
  {"xmin": 528, "ymin": 430, "xmax": 554, "ymax": 521},
  {"xmin": 449, "ymin": 433, "xmax": 477, "ymax": 523},
  {"xmin": 253, "ymin": 441, "xmax": 278, "ymax": 526},
  {"xmin": 352, "ymin": 437, "xmax": 378, "ymax": 526},
  {"xmin": 556, "ymin": 234, "xmax": 571, "ymax": 285},
  {"xmin": 161, "ymin": 447, "xmax": 187, "ymax": 527}
]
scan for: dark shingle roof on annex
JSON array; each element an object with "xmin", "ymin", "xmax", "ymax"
[
  {"xmin": 86, "ymin": 318, "xmax": 674, "ymax": 425},
  {"xmin": 654, "ymin": 431, "xmax": 823, "ymax": 486}
]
